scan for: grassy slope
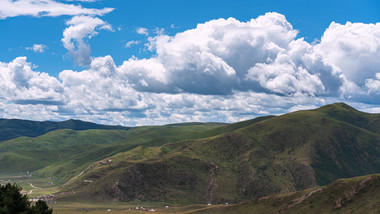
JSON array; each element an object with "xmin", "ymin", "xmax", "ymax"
[
  {"xmin": 192, "ymin": 173, "xmax": 380, "ymax": 214},
  {"xmin": 0, "ymin": 122, "xmax": 238, "ymax": 184},
  {"xmin": 61, "ymin": 103, "xmax": 380, "ymax": 204},
  {"xmin": 56, "ymin": 117, "xmax": 276, "ymax": 203}
]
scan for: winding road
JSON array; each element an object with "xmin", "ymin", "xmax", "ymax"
[{"xmin": 27, "ymin": 183, "xmax": 41, "ymax": 194}]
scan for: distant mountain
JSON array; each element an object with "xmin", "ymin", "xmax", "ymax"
[
  {"xmin": 0, "ymin": 118, "xmax": 129, "ymax": 141},
  {"xmin": 60, "ymin": 103, "xmax": 380, "ymax": 204}
]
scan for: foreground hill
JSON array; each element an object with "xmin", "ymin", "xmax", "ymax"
[
  {"xmin": 0, "ymin": 118, "xmax": 129, "ymax": 141},
  {"xmin": 192, "ymin": 173, "xmax": 380, "ymax": 214},
  {"xmin": 60, "ymin": 103, "xmax": 380, "ymax": 204}
]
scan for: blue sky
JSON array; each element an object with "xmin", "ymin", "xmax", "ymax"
[{"xmin": 1, "ymin": 0, "xmax": 380, "ymax": 125}]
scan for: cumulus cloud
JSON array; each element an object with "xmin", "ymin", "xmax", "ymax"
[
  {"xmin": 0, "ymin": 57, "xmax": 64, "ymax": 105},
  {"xmin": 365, "ymin": 73, "xmax": 380, "ymax": 94},
  {"xmin": 58, "ymin": 56, "xmax": 144, "ymax": 113},
  {"xmin": 246, "ymin": 53, "xmax": 325, "ymax": 95},
  {"xmin": 62, "ymin": 15, "xmax": 112, "ymax": 66},
  {"xmin": 316, "ymin": 21, "xmax": 380, "ymax": 94},
  {"xmin": 122, "ymin": 13, "xmax": 343, "ymax": 96},
  {"xmin": 0, "ymin": 0, "xmax": 113, "ymax": 19},
  {"xmin": 26, "ymin": 44, "xmax": 47, "ymax": 53}
]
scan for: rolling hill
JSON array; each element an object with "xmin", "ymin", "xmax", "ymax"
[
  {"xmin": 59, "ymin": 103, "xmax": 380, "ymax": 204},
  {"xmin": 0, "ymin": 122, "xmax": 227, "ymax": 183}
]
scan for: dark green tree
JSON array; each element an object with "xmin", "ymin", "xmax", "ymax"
[
  {"xmin": 0, "ymin": 183, "xmax": 29, "ymax": 214},
  {"xmin": 0, "ymin": 183, "xmax": 52, "ymax": 214},
  {"xmin": 30, "ymin": 200, "xmax": 52, "ymax": 214}
]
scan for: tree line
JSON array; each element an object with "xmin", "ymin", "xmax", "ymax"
[{"xmin": 0, "ymin": 183, "xmax": 52, "ymax": 214}]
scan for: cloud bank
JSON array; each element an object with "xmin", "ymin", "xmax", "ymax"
[
  {"xmin": 2, "ymin": 12, "xmax": 380, "ymax": 125},
  {"xmin": 126, "ymin": 13, "xmax": 342, "ymax": 96}
]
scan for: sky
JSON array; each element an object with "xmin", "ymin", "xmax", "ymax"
[{"xmin": 1, "ymin": 0, "xmax": 380, "ymax": 126}]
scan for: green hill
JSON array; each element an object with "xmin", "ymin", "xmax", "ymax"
[
  {"xmin": 0, "ymin": 122, "xmax": 229, "ymax": 183},
  {"xmin": 59, "ymin": 103, "xmax": 380, "ymax": 204}
]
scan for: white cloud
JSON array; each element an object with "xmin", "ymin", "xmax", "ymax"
[
  {"xmin": 119, "ymin": 57, "xmax": 170, "ymax": 91},
  {"xmin": 26, "ymin": 44, "xmax": 47, "ymax": 53},
  {"xmin": 365, "ymin": 73, "xmax": 380, "ymax": 94},
  {"xmin": 0, "ymin": 0, "xmax": 113, "ymax": 19},
  {"xmin": 136, "ymin": 27, "xmax": 149, "ymax": 36},
  {"xmin": 125, "ymin": 40, "xmax": 141, "ymax": 48},
  {"xmin": 246, "ymin": 53, "xmax": 325, "ymax": 95},
  {"xmin": 62, "ymin": 15, "xmax": 112, "ymax": 66},
  {"xmin": 0, "ymin": 57, "xmax": 64, "ymax": 105},
  {"xmin": 316, "ymin": 21, "xmax": 380, "ymax": 94}
]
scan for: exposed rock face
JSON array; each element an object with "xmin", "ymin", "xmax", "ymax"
[
  {"xmin": 284, "ymin": 188, "xmax": 322, "ymax": 211},
  {"xmin": 206, "ymin": 161, "xmax": 219, "ymax": 202},
  {"xmin": 335, "ymin": 176, "xmax": 380, "ymax": 209}
]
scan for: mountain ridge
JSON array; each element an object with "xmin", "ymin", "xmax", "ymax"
[{"xmin": 0, "ymin": 118, "xmax": 129, "ymax": 142}]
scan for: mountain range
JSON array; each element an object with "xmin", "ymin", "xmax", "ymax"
[{"xmin": 1, "ymin": 103, "xmax": 380, "ymax": 212}]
